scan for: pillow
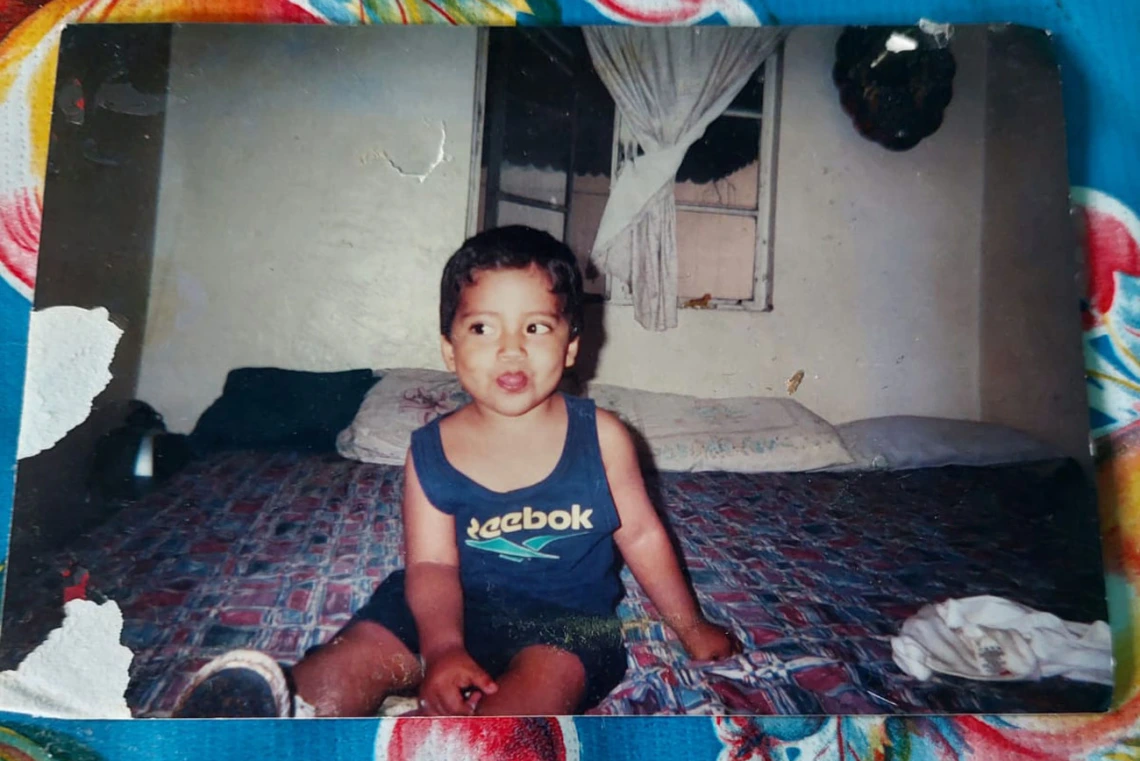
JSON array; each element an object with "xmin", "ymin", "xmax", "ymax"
[
  {"xmin": 337, "ymin": 368, "xmax": 470, "ymax": 465},
  {"xmin": 188, "ymin": 368, "xmax": 380, "ymax": 456},
  {"xmin": 586, "ymin": 383, "xmax": 854, "ymax": 473},
  {"xmin": 835, "ymin": 416, "xmax": 1061, "ymax": 471}
]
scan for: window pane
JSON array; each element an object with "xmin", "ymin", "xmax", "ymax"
[
  {"xmin": 674, "ymin": 116, "xmax": 760, "ymax": 210},
  {"xmin": 500, "ymin": 162, "xmax": 567, "ymax": 208},
  {"xmin": 729, "ymin": 70, "xmax": 764, "ymax": 113},
  {"xmin": 493, "ymin": 30, "xmax": 576, "ymax": 207},
  {"xmin": 675, "ymin": 211, "xmax": 756, "ymax": 301},
  {"xmin": 497, "ymin": 200, "xmax": 564, "ymax": 240},
  {"xmin": 675, "ymin": 160, "xmax": 759, "ymax": 211},
  {"xmin": 569, "ymin": 107, "xmax": 612, "ymax": 298},
  {"xmin": 500, "ymin": 97, "xmax": 571, "ymax": 206},
  {"xmin": 574, "ymin": 84, "xmax": 615, "ymax": 185},
  {"xmin": 567, "ymin": 176, "xmax": 609, "ymax": 295},
  {"xmin": 485, "ymin": 28, "xmax": 615, "ymax": 212}
]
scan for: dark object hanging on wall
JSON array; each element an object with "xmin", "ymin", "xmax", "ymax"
[{"xmin": 832, "ymin": 26, "xmax": 957, "ymax": 151}]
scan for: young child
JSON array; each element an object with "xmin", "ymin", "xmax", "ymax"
[{"xmin": 175, "ymin": 226, "xmax": 737, "ymax": 718}]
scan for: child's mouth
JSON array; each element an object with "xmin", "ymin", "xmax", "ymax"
[{"xmin": 496, "ymin": 372, "xmax": 528, "ymax": 392}]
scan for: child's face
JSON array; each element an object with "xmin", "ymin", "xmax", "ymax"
[{"xmin": 442, "ymin": 264, "xmax": 579, "ymax": 419}]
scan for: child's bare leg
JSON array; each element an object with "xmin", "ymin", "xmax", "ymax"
[
  {"xmin": 474, "ymin": 645, "xmax": 586, "ymax": 716},
  {"xmin": 291, "ymin": 620, "xmax": 423, "ymax": 717}
]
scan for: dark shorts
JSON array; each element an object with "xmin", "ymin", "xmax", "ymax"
[{"xmin": 350, "ymin": 571, "xmax": 628, "ymax": 711}]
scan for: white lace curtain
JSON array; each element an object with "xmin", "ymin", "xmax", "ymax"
[{"xmin": 584, "ymin": 26, "xmax": 786, "ymax": 330}]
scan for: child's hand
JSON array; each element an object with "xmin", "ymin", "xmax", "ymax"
[
  {"xmin": 419, "ymin": 646, "xmax": 499, "ymax": 715},
  {"xmin": 678, "ymin": 619, "xmax": 743, "ymax": 662}
]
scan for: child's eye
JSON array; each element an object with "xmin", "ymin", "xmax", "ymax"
[
  {"xmin": 527, "ymin": 323, "xmax": 553, "ymax": 335},
  {"xmin": 470, "ymin": 323, "xmax": 487, "ymax": 335}
]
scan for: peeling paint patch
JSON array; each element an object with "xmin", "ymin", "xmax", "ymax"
[
  {"xmin": 0, "ymin": 600, "xmax": 133, "ymax": 718},
  {"xmin": 361, "ymin": 120, "xmax": 451, "ymax": 183},
  {"xmin": 17, "ymin": 306, "xmax": 123, "ymax": 460}
]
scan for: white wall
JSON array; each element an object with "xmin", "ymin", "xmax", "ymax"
[
  {"xmin": 589, "ymin": 26, "xmax": 988, "ymax": 425},
  {"xmin": 140, "ymin": 25, "xmax": 990, "ymax": 431},
  {"xmin": 138, "ymin": 25, "xmax": 479, "ymax": 431}
]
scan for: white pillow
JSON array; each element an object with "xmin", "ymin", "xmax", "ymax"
[
  {"xmin": 586, "ymin": 383, "xmax": 853, "ymax": 473},
  {"xmin": 836, "ymin": 416, "xmax": 1060, "ymax": 471},
  {"xmin": 337, "ymin": 368, "xmax": 469, "ymax": 465}
]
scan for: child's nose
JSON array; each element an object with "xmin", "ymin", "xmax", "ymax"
[{"xmin": 499, "ymin": 331, "xmax": 526, "ymax": 357}]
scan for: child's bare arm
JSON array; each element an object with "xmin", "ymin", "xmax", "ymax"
[
  {"xmin": 599, "ymin": 411, "xmax": 739, "ymax": 661},
  {"xmin": 403, "ymin": 449, "xmax": 464, "ymax": 656},
  {"xmin": 402, "ymin": 450, "xmax": 498, "ymax": 713}
]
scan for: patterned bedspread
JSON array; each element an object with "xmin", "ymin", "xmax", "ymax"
[{"xmin": 1, "ymin": 451, "xmax": 1110, "ymax": 716}]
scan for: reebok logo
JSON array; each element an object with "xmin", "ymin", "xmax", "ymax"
[{"xmin": 467, "ymin": 505, "xmax": 594, "ymax": 540}]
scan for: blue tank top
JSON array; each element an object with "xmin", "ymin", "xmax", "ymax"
[{"xmin": 408, "ymin": 394, "xmax": 623, "ymax": 617}]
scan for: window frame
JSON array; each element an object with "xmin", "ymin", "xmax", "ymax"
[
  {"xmin": 465, "ymin": 28, "xmax": 490, "ymax": 238},
  {"xmin": 468, "ymin": 29, "xmax": 783, "ymax": 313}
]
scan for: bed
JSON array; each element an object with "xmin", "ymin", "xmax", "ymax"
[{"xmin": 0, "ymin": 369, "xmax": 1112, "ymax": 716}]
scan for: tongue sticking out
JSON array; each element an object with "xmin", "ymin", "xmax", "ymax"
[{"xmin": 497, "ymin": 373, "xmax": 528, "ymax": 392}]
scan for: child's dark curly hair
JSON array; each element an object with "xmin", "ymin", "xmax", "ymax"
[{"xmin": 440, "ymin": 226, "xmax": 585, "ymax": 339}]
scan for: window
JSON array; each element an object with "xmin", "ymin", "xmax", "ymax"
[{"xmin": 472, "ymin": 28, "xmax": 781, "ymax": 311}]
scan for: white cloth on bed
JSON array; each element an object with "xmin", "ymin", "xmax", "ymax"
[{"xmin": 890, "ymin": 596, "xmax": 1112, "ymax": 685}]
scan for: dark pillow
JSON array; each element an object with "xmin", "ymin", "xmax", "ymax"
[{"xmin": 187, "ymin": 368, "xmax": 379, "ymax": 456}]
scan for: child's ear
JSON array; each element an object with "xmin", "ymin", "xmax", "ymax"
[
  {"xmin": 440, "ymin": 335, "xmax": 457, "ymax": 371},
  {"xmin": 565, "ymin": 335, "xmax": 580, "ymax": 369}
]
